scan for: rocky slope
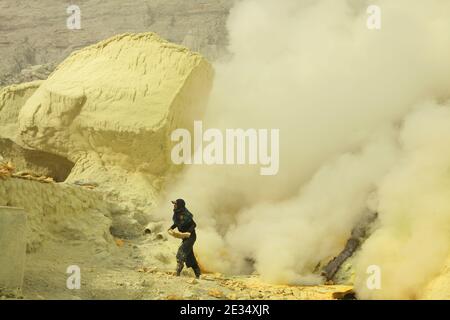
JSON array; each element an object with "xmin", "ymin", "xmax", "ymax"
[{"xmin": 0, "ymin": 177, "xmax": 114, "ymax": 255}]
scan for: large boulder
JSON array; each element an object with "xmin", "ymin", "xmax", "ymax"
[{"xmin": 0, "ymin": 33, "xmax": 214, "ymax": 225}]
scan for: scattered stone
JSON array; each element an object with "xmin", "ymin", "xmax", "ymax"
[
  {"xmin": 141, "ymin": 280, "xmax": 153, "ymax": 288},
  {"xmin": 115, "ymin": 239, "xmax": 125, "ymax": 247},
  {"xmin": 332, "ymin": 289, "xmax": 356, "ymax": 300},
  {"xmin": 166, "ymin": 294, "xmax": 183, "ymax": 300},
  {"xmin": 155, "ymin": 232, "xmax": 168, "ymax": 241},
  {"xmin": 72, "ymin": 180, "xmax": 99, "ymax": 190},
  {"xmin": 208, "ymin": 289, "xmax": 224, "ymax": 299},
  {"xmin": 283, "ymin": 288, "xmax": 293, "ymax": 295},
  {"xmin": 249, "ymin": 291, "xmax": 261, "ymax": 299},
  {"xmin": 0, "ymin": 161, "xmax": 14, "ymax": 179},
  {"xmin": 227, "ymin": 293, "xmax": 237, "ymax": 300},
  {"xmin": 183, "ymin": 290, "xmax": 195, "ymax": 299}
]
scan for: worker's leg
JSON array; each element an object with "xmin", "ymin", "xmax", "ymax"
[
  {"xmin": 176, "ymin": 261, "xmax": 184, "ymax": 276},
  {"xmin": 183, "ymin": 237, "xmax": 201, "ymax": 278},
  {"xmin": 176, "ymin": 243, "xmax": 186, "ymax": 276},
  {"xmin": 192, "ymin": 264, "xmax": 201, "ymax": 279},
  {"xmin": 190, "ymin": 249, "xmax": 201, "ymax": 279}
]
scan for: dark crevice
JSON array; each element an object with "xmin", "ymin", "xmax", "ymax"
[
  {"xmin": 0, "ymin": 138, "xmax": 74, "ymax": 182},
  {"xmin": 322, "ymin": 212, "xmax": 378, "ymax": 282}
]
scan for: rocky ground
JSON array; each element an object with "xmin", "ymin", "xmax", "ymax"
[
  {"xmin": 19, "ymin": 235, "xmax": 353, "ymax": 300},
  {"xmin": 0, "ymin": 171, "xmax": 354, "ymax": 301}
]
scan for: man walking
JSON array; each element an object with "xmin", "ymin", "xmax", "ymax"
[{"xmin": 168, "ymin": 199, "xmax": 201, "ymax": 278}]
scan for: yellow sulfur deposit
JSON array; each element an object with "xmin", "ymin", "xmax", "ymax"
[
  {"xmin": 0, "ymin": 81, "xmax": 42, "ymax": 141},
  {"xmin": 0, "ymin": 33, "xmax": 214, "ymax": 231},
  {"xmin": 421, "ymin": 256, "xmax": 450, "ymax": 299}
]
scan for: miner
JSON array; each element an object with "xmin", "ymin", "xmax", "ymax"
[{"xmin": 167, "ymin": 199, "xmax": 201, "ymax": 278}]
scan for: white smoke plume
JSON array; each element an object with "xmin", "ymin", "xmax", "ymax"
[{"xmin": 155, "ymin": 0, "xmax": 450, "ymax": 299}]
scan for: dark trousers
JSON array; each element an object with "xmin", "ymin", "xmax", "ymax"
[{"xmin": 176, "ymin": 233, "xmax": 201, "ymax": 277}]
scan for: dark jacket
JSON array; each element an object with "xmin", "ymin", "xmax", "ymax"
[{"xmin": 170, "ymin": 208, "xmax": 197, "ymax": 237}]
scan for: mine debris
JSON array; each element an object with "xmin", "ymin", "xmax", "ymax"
[
  {"xmin": 0, "ymin": 161, "xmax": 14, "ymax": 179},
  {"xmin": 13, "ymin": 171, "xmax": 54, "ymax": 183},
  {"xmin": 322, "ymin": 212, "xmax": 378, "ymax": 282},
  {"xmin": 0, "ymin": 160, "xmax": 55, "ymax": 183},
  {"xmin": 208, "ymin": 289, "xmax": 224, "ymax": 298},
  {"xmin": 73, "ymin": 180, "xmax": 99, "ymax": 189},
  {"xmin": 333, "ymin": 288, "xmax": 356, "ymax": 300}
]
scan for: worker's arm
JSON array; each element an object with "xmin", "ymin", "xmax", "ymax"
[
  {"xmin": 169, "ymin": 230, "xmax": 191, "ymax": 239},
  {"xmin": 167, "ymin": 224, "xmax": 176, "ymax": 235},
  {"xmin": 174, "ymin": 222, "xmax": 195, "ymax": 239},
  {"xmin": 177, "ymin": 232, "xmax": 191, "ymax": 239},
  {"xmin": 168, "ymin": 221, "xmax": 194, "ymax": 239},
  {"xmin": 167, "ymin": 225, "xmax": 190, "ymax": 239}
]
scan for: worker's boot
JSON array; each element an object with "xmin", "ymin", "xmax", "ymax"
[
  {"xmin": 176, "ymin": 262, "xmax": 184, "ymax": 276},
  {"xmin": 193, "ymin": 266, "xmax": 201, "ymax": 279}
]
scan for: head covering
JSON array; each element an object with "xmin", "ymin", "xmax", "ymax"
[
  {"xmin": 171, "ymin": 198, "xmax": 186, "ymax": 209},
  {"xmin": 171, "ymin": 198, "xmax": 193, "ymax": 228}
]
